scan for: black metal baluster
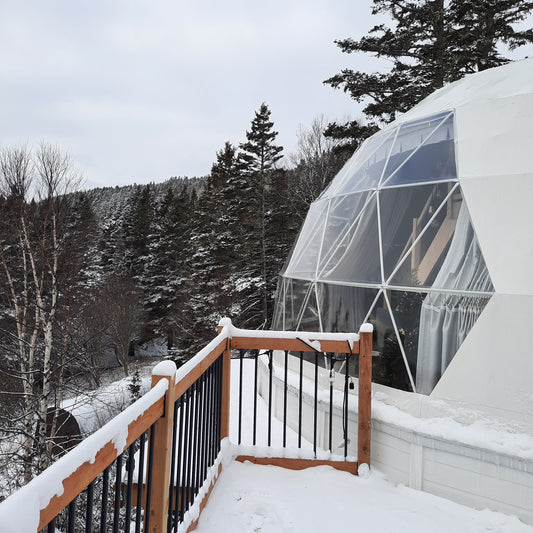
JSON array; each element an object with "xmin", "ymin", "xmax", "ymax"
[
  {"xmin": 125, "ymin": 444, "xmax": 135, "ymax": 533},
  {"xmin": 100, "ymin": 466, "xmax": 110, "ymax": 533},
  {"xmin": 47, "ymin": 517, "xmax": 56, "ymax": 533},
  {"xmin": 135, "ymin": 432, "xmax": 146, "ymax": 533},
  {"xmin": 238, "ymin": 349, "xmax": 243, "ymax": 445},
  {"xmin": 314, "ymin": 351, "xmax": 318, "ymax": 456},
  {"xmin": 283, "ymin": 350, "xmax": 288, "ymax": 448},
  {"xmin": 67, "ymin": 496, "xmax": 76, "ymax": 533},
  {"xmin": 174, "ymin": 397, "xmax": 184, "ymax": 529},
  {"xmin": 208, "ymin": 362, "xmax": 215, "ymax": 463},
  {"xmin": 197, "ymin": 375, "xmax": 205, "ymax": 492},
  {"xmin": 186, "ymin": 385, "xmax": 195, "ymax": 510},
  {"xmin": 207, "ymin": 364, "xmax": 214, "ymax": 466},
  {"xmin": 201, "ymin": 372, "xmax": 209, "ymax": 482},
  {"xmin": 113, "ymin": 454, "xmax": 123, "ymax": 533},
  {"xmin": 192, "ymin": 380, "xmax": 200, "ymax": 496},
  {"xmin": 298, "ymin": 352, "xmax": 303, "ymax": 449},
  {"xmin": 215, "ymin": 355, "xmax": 222, "ymax": 455},
  {"xmin": 85, "ymin": 481, "xmax": 94, "ymax": 533},
  {"xmin": 144, "ymin": 424, "xmax": 156, "ymax": 533},
  {"xmin": 180, "ymin": 390, "xmax": 190, "ymax": 520},
  {"xmin": 344, "ymin": 355, "xmax": 350, "ymax": 459},
  {"xmin": 329, "ymin": 357, "xmax": 334, "ymax": 452},
  {"xmin": 268, "ymin": 350, "xmax": 273, "ymax": 447},
  {"xmin": 253, "ymin": 351, "xmax": 258, "ymax": 446}
]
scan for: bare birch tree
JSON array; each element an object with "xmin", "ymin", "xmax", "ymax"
[
  {"xmin": 0, "ymin": 143, "xmax": 81, "ymax": 481},
  {"xmin": 289, "ymin": 115, "xmax": 344, "ymax": 219}
]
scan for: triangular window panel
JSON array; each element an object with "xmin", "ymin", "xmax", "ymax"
[
  {"xmin": 365, "ymin": 293, "xmax": 412, "ymax": 391},
  {"xmin": 282, "ymin": 278, "xmax": 312, "ymax": 331},
  {"xmin": 387, "ymin": 289, "xmax": 426, "ymax": 383},
  {"xmin": 284, "ymin": 199, "xmax": 329, "ymax": 279},
  {"xmin": 388, "ymin": 188, "xmax": 493, "ymax": 293},
  {"xmin": 332, "ymin": 130, "xmax": 396, "ymax": 196},
  {"xmin": 380, "ymin": 183, "xmax": 453, "ymax": 284},
  {"xmin": 316, "ymin": 283, "xmax": 379, "ymax": 334},
  {"xmin": 427, "ymin": 200, "xmax": 494, "ymax": 293},
  {"xmin": 297, "ymin": 283, "xmax": 320, "ymax": 332},
  {"xmin": 381, "ymin": 112, "xmax": 456, "ymax": 188},
  {"xmin": 319, "ymin": 193, "xmax": 381, "ymax": 284},
  {"xmin": 318, "ymin": 191, "xmax": 373, "ymax": 273}
]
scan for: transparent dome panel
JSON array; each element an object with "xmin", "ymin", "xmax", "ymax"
[
  {"xmin": 416, "ymin": 292, "xmax": 491, "ymax": 394},
  {"xmin": 324, "ymin": 129, "xmax": 395, "ymax": 198},
  {"xmin": 381, "ymin": 112, "xmax": 456, "ymax": 188},
  {"xmin": 298, "ymin": 283, "xmax": 320, "ymax": 331},
  {"xmin": 318, "ymin": 191, "xmax": 374, "ymax": 273},
  {"xmin": 337, "ymin": 131, "xmax": 396, "ymax": 195},
  {"xmin": 387, "ymin": 289, "xmax": 426, "ymax": 384},
  {"xmin": 387, "ymin": 185, "xmax": 463, "ymax": 288},
  {"xmin": 284, "ymin": 199, "xmax": 329, "ymax": 279},
  {"xmin": 318, "ymin": 194, "xmax": 381, "ymax": 284},
  {"xmin": 380, "ymin": 183, "xmax": 453, "ymax": 284},
  {"xmin": 428, "ymin": 200, "xmax": 494, "ymax": 293},
  {"xmin": 272, "ymin": 276, "xmax": 288, "ymax": 330},
  {"xmin": 316, "ymin": 283, "xmax": 379, "ymax": 334},
  {"xmin": 366, "ymin": 293, "xmax": 412, "ymax": 391},
  {"xmin": 276, "ymin": 278, "xmax": 313, "ymax": 331}
]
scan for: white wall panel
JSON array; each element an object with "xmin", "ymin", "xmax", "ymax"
[
  {"xmin": 456, "ymin": 94, "xmax": 533, "ymax": 179},
  {"xmin": 460, "ymin": 174, "xmax": 533, "ymax": 294}
]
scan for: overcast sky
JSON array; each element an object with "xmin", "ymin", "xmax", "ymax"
[
  {"xmin": 1, "ymin": 2, "xmax": 531, "ymax": 190},
  {"xmin": 1, "ymin": 1, "xmax": 384, "ymax": 188}
]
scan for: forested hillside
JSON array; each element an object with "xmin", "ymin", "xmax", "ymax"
[{"xmin": 0, "ymin": 107, "xmax": 345, "ymax": 493}]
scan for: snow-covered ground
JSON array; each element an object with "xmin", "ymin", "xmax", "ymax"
[{"xmin": 193, "ymin": 359, "xmax": 533, "ymax": 533}]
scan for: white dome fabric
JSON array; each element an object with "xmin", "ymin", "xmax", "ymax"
[{"xmin": 274, "ymin": 59, "xmax": 533, "ymax": 402}]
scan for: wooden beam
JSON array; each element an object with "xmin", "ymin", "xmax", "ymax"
[
  {"xmin": 235, "ymin": 456, "xmax": 358, "ymax": 475},
  {"xmin": 230, "ymin": 336, "xmax": 358, "ymax": 355},
  {"xmin": 145, "ymin": 372, "xmax": 177, "ymax": 533},
  {"xmin": 358, "ymin": 330, "xmax": 373, "ymax": 468},
  {"xmin": 38, "ymin": 397, "xmax": 164, "ymax": 530}
]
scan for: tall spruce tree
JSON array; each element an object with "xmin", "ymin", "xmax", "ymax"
[
  {"xmin": 185, "ymin": 142, "xmax": 240, "ymax": 353},
  {"xmin": 238, "ymin": 103, "xmax": 283, "ymax": 327},
  {"xmin": 324, "ymin": 0, "xmax": 533, "ymax": 142}
]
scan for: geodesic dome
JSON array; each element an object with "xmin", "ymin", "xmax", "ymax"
[{"xmin": 273, "ymin": 58, "xmax": 533, "ymax": 411}]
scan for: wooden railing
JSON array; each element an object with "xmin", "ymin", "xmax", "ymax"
[{"xmin": 0, "ymin": 319, "xmax": 372, "ymax": 533}]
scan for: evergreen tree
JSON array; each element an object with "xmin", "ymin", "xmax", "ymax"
[
  {"xmin": 183, "ymin": 143, "xmax": 241, "ymax": 354},
  {"xmin": 324, "ymin": 0, "xmax": 533, "ymax": 141},
  {"xmin": 238, "ymin": 103, "xmax": 283, "ymax": 327}
]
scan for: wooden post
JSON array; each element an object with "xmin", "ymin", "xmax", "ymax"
[
  {"xmin": 218, "ymin": 324, "xmax": 231, "ymax": 440},
  {"xmin": 358, "ymin": 326, "xmax": 373, "ymax": 469},
  {"xmin": 145, "ymin": 361, "xmax": 177, "ymax": 533}
]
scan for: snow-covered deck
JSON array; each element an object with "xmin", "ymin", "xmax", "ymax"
[
  {"xmin": 194, "ymin": 460, "xmax": 532, "ymax": 533},
  {"xmin": 202, "ymin": 358, "xmax": 533, "ymax": 532}
]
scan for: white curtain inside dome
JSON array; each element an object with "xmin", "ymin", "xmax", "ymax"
[{"xmin": 416, "ymin": 202, "xmax": 493, "ymax": 394}]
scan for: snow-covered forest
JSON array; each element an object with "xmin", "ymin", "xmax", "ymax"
[{"xmin": 0, "ymin": 107, "xmax": 346, "ymax": 497}]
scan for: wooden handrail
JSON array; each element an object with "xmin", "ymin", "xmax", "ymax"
[
  {"xmin": 1, "ymin": 319, "xmax": 372, "ymax": 533},
  {"xmin": 38, "ymin": 394, "xmax": 165, "ymax": 530},
  {"xmin": 230, "ymin": 335, "xmax": 359, "ymax": 354}
]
